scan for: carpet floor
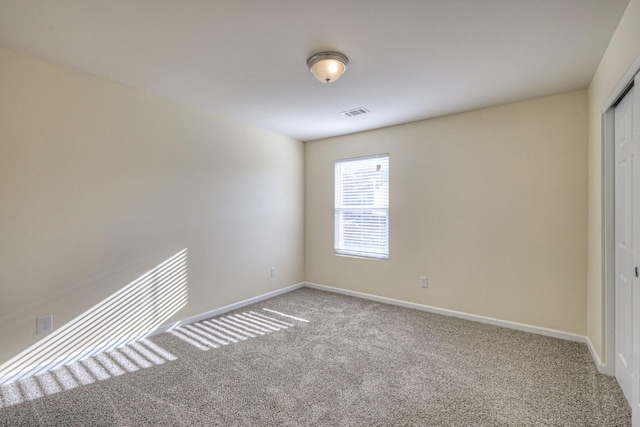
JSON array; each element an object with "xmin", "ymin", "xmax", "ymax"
[{"xmin": 0, "ymin": 287, "xmax": 631, "ymax": 426}]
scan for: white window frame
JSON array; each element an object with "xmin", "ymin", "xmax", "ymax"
[{"xmin": 334, "ymin": 153, "xmax": 389, "ymax": 259}]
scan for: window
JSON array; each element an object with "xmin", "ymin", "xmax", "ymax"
[{"xmin": 335, "ymin": 154, "xmax": 389, "ymax": 259}]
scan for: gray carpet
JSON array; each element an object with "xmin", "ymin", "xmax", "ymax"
[{"xmin": 0, "ymin": 287, "xmax": 631, "ymax": 426}]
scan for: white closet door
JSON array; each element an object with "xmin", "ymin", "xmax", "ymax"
[{"xmin": 614, "ymin": 84, "xmax": 637, "ymax": 408}]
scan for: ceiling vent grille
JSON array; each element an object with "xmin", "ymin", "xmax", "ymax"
[{"xmin": 340, "ymin": 107, "xmax": 370, "ymax": 117}]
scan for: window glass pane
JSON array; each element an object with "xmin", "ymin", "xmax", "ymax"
[{"xmin": 335, "ymin": 154, "xmax": 389, "ymax": 259}]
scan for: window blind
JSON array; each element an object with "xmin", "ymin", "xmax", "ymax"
[{"xmin": 335, "ymin": 154, "xmax": 389, "ymax": 259}]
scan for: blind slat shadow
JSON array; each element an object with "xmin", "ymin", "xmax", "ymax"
[{"xmin": 0, "ymin": 249, "xmax": 188, "ymax": 387}]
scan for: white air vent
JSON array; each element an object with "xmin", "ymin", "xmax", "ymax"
[{"xmin": 340, "ymin": 107, "xmax": 370, "ymax": 117}]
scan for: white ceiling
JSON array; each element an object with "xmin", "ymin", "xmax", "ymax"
[{"xmin": 0, "ymin": 0, "xmax": 630, "ymax": 141}]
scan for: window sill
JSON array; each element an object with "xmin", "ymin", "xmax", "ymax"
[{"xmin": 334, "ymin": 253, "xmax": 389, "ymax": 261}]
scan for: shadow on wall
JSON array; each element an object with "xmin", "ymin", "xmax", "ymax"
[{"xmin": 0, "ymin": 249, "xmax": 188, "ymax": 386}]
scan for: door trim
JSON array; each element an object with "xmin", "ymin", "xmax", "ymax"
[{"xmin": 602, "ymin": 53, "xmax": 640, "ymax": 114}]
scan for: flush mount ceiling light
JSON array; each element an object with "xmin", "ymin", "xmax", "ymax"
[{"xmin": 307, "ymin": 51, "xmax": 349, "ymax": 83}]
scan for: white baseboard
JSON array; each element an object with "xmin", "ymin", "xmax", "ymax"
[
  {"xmin": 151, "ymin": 282, "xmax": 306, "ymax": 335},
  {"xmin": 0, "ymin": 283, "xmax": 305, "ymax": 385},
  {"xmin": 3, "ymin": 280, "xmax": 604, "ymax": 385},
  {"xmin": 586, "ymin": 337, "xmax": 609, "ymax": 374},
  {"xmin": 303, "ymin": 282, "xmax": 587, "ymax": 344},
  {"xmin": 166, "ymin": 282, "xmax": 608, "ymax": 374}
]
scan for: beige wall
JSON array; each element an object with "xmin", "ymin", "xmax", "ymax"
[
  {"xmin": 587, "ymin": 0, "xmax": 640, "ymax": 363},
  {"xmin": 0, "ymin": 46, "xmax": 304, "ymax": 365},
  {"xmin": 5, "ymin": 0, "xmax": 635, "ymax": 368},
  {"xmin": 306, "ymin": 90, "xmax": 588, "ymax": 334}
]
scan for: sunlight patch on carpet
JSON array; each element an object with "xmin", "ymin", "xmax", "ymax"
[
  {"xmin": 170, "ymin": 309, "xmax": 305, "ymax": 351},
  {"xmin": 262, "ymin": 308, "xmax": 309, "ymax": 322},
  {"xmin": 0, "ymin": 339, "xmax": 176, "ymax": 409}
]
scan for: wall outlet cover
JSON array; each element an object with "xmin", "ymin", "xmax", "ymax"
[{"xmin": 37, "ymin": 315, "xmax": 53, "ymax": 334}]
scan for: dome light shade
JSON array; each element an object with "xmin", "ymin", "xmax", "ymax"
[{"xmin": 307, "ymin": 51, "xmax": 349, "ymax": 83}]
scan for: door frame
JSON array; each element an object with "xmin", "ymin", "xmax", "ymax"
[{"xmin": 603, "ymin": 53, "xmax": 640, "ymax": 376}]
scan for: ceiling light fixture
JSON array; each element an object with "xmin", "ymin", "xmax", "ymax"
[{"xmin": 306, "ymin": 51, "xmax": 349, "ymax": 84}]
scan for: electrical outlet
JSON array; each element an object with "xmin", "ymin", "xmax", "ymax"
[
  {"xmin": 270, "ymin": 267, "xmax": 276, "ymax": 278},
  {"xmin": 37, "ymin": 315, "xmax": 53, "ymax": 334},
  {"xmin": 420, "ymin": 277, "xmax": 428, "ymax": 288}
]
